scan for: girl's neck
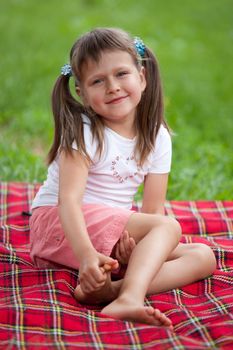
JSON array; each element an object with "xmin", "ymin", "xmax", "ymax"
[{"xmin": 104, "ymin": 118, "xmax": 136, "ymax": 140}]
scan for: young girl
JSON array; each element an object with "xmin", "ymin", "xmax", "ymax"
[{"xmin": 29, "ymin": 27, "xmax": 216, "ymax": 328}]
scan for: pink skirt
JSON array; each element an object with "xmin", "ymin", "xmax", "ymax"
[{"xmin": 29, "ymin": 204, "xmax": 134, "ymax": 269}]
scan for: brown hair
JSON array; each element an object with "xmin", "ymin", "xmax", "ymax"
[{"xmin": 48, "ymin": 27, "xmax": 169, "ymax": 165}]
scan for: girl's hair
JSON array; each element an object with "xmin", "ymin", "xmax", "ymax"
[{"xmin": 48, "ymin": 27, "xmax": 169, "ymax": 165}]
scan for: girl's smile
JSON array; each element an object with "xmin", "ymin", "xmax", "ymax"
[
  {"xmin": 105, "ymin": 95, "xmax": 129, "ymax": 105},
  {"xmin": 78, "ymin": 50, "xmax": 146, "ymax": 131}
]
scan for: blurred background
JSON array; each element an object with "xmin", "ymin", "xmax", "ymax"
[{"xmin": 1, "ymin": 0, "xmax": 233, "ymax": 199}]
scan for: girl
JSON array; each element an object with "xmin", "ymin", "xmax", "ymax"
[{"xmin": 30, "ymin": 27, "xmax": 216, "ymax": 328}]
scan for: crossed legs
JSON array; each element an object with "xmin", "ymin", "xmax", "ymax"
[{"xmin": 75, "ymin": 213, "xmax": 216, "ymax": 327}]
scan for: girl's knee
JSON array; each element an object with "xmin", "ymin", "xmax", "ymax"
[
  {"xmin": 191, "ymin": 243, "xmax": 217, "ymax": 276},
  {"xmin": 168, "ymin": 217, "xmax": 182, "ymax": 237},
  {"xmin": 147, "ymin": 215, "xmax": 182, "ymax": 245},
  {"xmin": 157, "ymin": 215, "xmax": 182, "ymax": 239},
  {"xmin": 125, "ymin": 213, "xmax": 181, "ymax": 243}
]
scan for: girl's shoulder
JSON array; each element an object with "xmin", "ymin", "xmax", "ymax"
[
  {"xmin": 147, "ymin": 125, "xmax": 172, "ymax": 173},
  {"xmin": 154, "ymin": 124, "xmax": 171, "ymax": 149},
  {"xmin": 72, "ymin": 114, "xmax": 99, "ymax": 160}
]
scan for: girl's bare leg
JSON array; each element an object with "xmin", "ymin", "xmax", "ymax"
[
  {"xmin": 75, "ymin": 242, "xmax": 216, "ymax": 304},
  {"xmin": 75, "ymin": 214, "xmax": 216, "ymax": 326},
  {"xmin": 100, "ymin": 213, "xmax": 181, "ymax": 326},
  {"xmin": 146, "ymin": 242, "xmax": 216, "ymax": 293}
]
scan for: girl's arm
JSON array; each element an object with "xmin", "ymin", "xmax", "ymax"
[
  {"xmin": 141, "ymin": 173, "xmax": 169, "ymax": 215},
  {"xmin": 58, "ymin": 150, "xmax": 117, "ymax": 293},
  {"xmin": 58, "ymin": 150, "xmax": 93, "ymax": 259}
]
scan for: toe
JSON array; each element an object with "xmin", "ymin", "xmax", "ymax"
[
  {"xmin": 154, "ymin": 309, "xmax": 163, "ymax": 323},
  {"xmin": 145, "ymin": 306, "xmax": 155, "ymax": 316},
  {"xmin": 74, "ymin": 285, "xmax": 85, "ymax": 301},
  {"xmin": 160, "ymin": 313, "xmax": 172, "ymax": 327},
  {"xmin": 153, "ymin": 309, "xmax": 172, "ymax": 328}
]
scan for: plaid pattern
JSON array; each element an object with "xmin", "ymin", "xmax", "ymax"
[{"xmin": 0, "ymin": 182, "xmax": 233, "ymax": 349}]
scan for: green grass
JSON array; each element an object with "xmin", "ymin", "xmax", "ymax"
[{"xmin": 1, "ymin": 0, "xmax": 233, "ymax": 199}]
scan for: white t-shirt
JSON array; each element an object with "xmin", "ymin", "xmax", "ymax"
[{"xmin": 31, "ymin": 115, "xmax": 172, "ymax": 210}]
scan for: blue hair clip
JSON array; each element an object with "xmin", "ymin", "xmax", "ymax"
[
  {"xmin": 61, "ymin": 63, "xmax": 72, "ymax": 77},
  {"xmin": 134, "ymin": 37, "xmax": 145, "ymax": 57}
]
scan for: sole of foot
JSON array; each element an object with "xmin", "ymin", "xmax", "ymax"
[{"xmin": 101, "ymin": 301, "xmax": 173, "ymax": 329}]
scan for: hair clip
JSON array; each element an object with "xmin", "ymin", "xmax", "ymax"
[
  {"xmin": 61, "ymin": 64, "xmax": 72, "ymax": 77},
  {"xmin": 134, "ymin": 37, "xmax": 145, "ymax": 57}
]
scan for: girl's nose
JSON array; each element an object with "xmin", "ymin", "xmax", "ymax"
[{"xmin": 106, "ymin": 78, "xmax": 120, "ymax": 93}]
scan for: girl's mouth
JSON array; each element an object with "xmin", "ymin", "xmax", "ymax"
[{"xmin": 106, "ymin": 95, "xmax": 128, "ymax": 104}]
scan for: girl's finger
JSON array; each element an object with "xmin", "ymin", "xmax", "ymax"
[
  {"xmin": 80, "ymin": 280, "xmax": 94, "ymax": 293},
  {"xmin": 115, "ymin": 244, "xmax": 125, "ymax": 264},
  {"xmin": 129, "ymin": 237, "xmax": 136, "ymax": 250},
  {"xmin": 82, "ymin": 266, "xmax": 105, "ymax": 287},
  {"xmin": 102, "ymin": 263, "xmax": 113, "ymax": 272},
  {"xmin": 123, "ymin": 230, "xmax": 129, "ymax": 243},
  {"xmin": 119, "ymin": 243, "xmax": 126, "ymax": 260},
  {"xmin": 81, "ymin": 273, "xmax": 106, "ymax": 293},
  {"xmin": 123, "ymin": 230, "xmax": 132, "ymax": 256},
  {"xmin": 119, "ymin": 232, "xmax": 128, "ymax": 257},
  {"xmin": 114, "ymin": 243, "xmax": 120, "ymax": 260},
  {"xmin": 98, "ymin": 254, "xmax": 119, "ymax": 269}
]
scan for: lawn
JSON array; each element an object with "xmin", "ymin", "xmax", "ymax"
[{"xmin": 1, "ymin": 0, "xmax": 233, "ymax": 199}]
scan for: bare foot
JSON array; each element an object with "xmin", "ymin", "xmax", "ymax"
[
  {"xmin": 101, "ymin": 298, "xmax": 173, "ymax": 329},
  {"xmin": 74, "ymin": 264, "xmax": 121, "ymax": 305}
]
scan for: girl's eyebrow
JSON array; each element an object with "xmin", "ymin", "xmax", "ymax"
[{"xmin": 87, "ymin": 65, "xmax": 132, "ymax": 80}]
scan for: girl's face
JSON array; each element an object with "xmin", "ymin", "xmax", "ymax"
[{"xmin": 77, "ymin": 50, "xmax": 146, "ymax": 129}]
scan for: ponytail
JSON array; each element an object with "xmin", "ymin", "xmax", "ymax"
[
  {"xmin": 47, "ymin": 74, "xmax": 85, "ymax": 164},
  {"xmin": 47, "ymin": 73, "xmax": 104, "ymax": 165},
  {"xmin": 135, "ymin": 46, "xmax": 169, "ymax": 165}
]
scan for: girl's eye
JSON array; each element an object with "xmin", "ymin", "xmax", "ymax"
[
  {"xmin": 117, "ymin": 71, "xmax": 128, "ymax": 77},
  {"xmin": 92, "ymin": 78, "xmax": 103, "ymax": 85}
]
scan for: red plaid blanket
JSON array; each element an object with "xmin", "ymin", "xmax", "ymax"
[{"xmin": 0, "ymin": 182, "xmax": 233, "ymax": 349}]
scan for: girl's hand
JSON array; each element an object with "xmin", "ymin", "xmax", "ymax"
[
  {"xmin": 115, "ymin": 230, "xmax": 136, "ymax": 265},
  {"xmin": 78, "ymin": 252, "xmax": 118, "ymax": 294}
]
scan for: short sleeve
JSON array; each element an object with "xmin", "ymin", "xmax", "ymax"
[
  {"xmin": 148, "ymin": 125, "xmax": 172, "ymax": 174},
  {"xmin": 71, "ymin": 114, "xmax": 98, "ymax": 162}
]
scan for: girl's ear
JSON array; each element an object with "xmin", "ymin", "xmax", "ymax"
[
  {"xmin": 76, "ymin": 86, "xmax": 86, "ymax": 104},
  {"xmin": 76, "ymin": 86, "xmax": 82, "ymax": 98},
  {"xmin": 139, "ymin": 66, "xmax": 147, "ymax": 92}
]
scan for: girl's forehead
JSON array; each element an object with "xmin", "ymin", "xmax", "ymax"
[{"xmin": 80, "ymin": 50, "xmax": 135, "ymax": 76}]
